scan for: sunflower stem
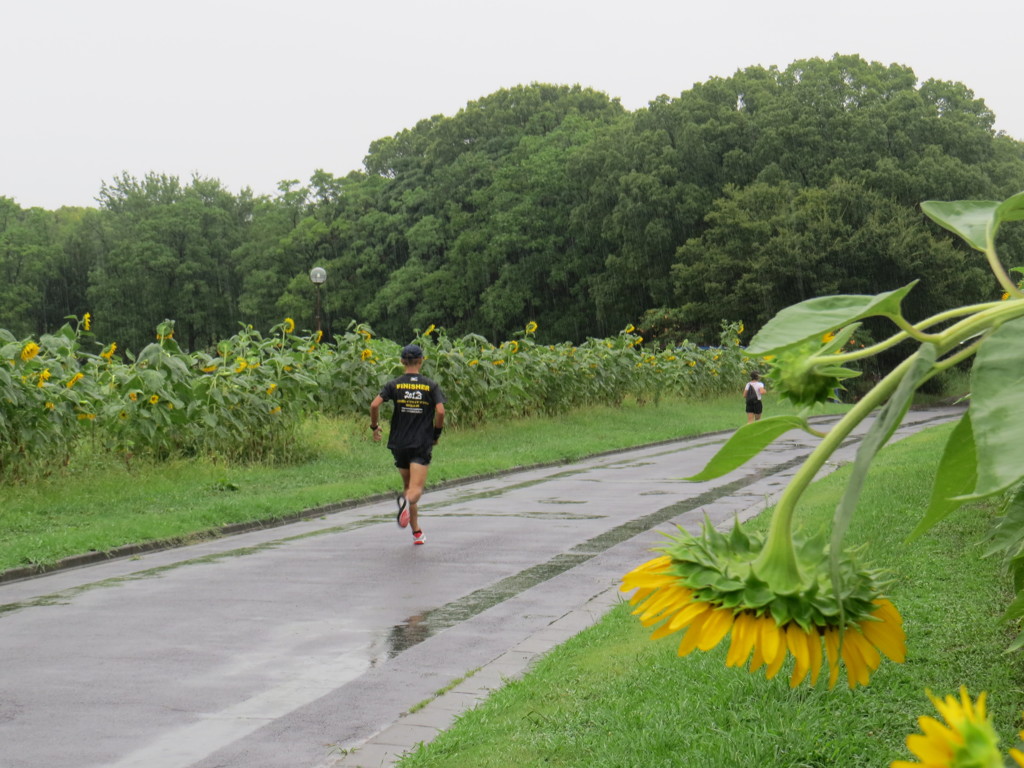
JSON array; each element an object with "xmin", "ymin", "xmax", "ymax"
[{"xmin": 752, "ymin": 354, "xmax": 917, "ymax": 593}]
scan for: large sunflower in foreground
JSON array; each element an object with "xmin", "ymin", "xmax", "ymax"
[
  {"xmin": 892, "ymin": 687, "xmax": 1008, "ymax": 768},
  {"xmin": 621, "ymin": 521, "xmax": 906, "ymax": 689}
]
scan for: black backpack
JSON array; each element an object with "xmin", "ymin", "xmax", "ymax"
[{"xmin": 745, "ymin": 382, "xmax": 759, "ymax": 403}]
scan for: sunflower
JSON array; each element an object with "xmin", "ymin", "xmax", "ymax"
[
  {"xmin": 234, "ymin": 358, "xmax": 248, "ymax": 373},
  {"xmin": 525, "ymin": 321, "xmax": 538, "ymax": 334},
  {"xmin": 100, "ymin": 343, "xmax": 117, "ymax": 361},
  {"xmin": 621, "ymin": 522, "xmax": 905, "ymax": 689},
  {"xmin": 149, "ymin": 394, "xmax": 159, "ymax": 405},
  {"xmin": 66, "ymin": 372, "xmax": 84, "ymax": 389},
  {"xmin": 83, "ymin": 313, "xmax": 91, "ymax": 331},
  {"xmin": 21, "ymin": 342, "xmax": 41, "ymax": 362},
  {"xmin": 37, "ymin": 368, "xmax": 51, "ymax": 387},
  {"xmin": 283, "ymin": 318, "xmax": 295, "ymax": 334},
  {"xmin": 892, "ymin": 688, "xmax": 1003, "ymax": 768},
  {"xmin": 624, "ymin": 324, "xmax": 635, "ymax": 333},
  {"xmin": 360, "ymin": 349, "xmax": 374, "ymax": 361}
]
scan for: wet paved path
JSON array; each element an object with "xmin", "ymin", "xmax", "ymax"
[{"xmin": 0, "ymin": 408, "xmax": 962, "ymax": 768}]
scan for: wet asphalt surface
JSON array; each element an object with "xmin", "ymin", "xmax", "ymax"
[{"xmin": 0, "ymin": 408, "xmax": 962, "ymax": 768}]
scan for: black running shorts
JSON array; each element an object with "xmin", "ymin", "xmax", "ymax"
[{"xmin": 391, "ymin": 446, "xmax": 433, "ymax": 469}]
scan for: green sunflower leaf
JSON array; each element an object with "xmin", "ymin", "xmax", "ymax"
[
  {"xmin": 920, "ymin": 192, "xmax": 1024, "ymax": 255},
  {"xmin": 1002, "ymin": 583, "xmax": 1024, "ymax": 652},
  {"xmin": 920, "ymin": 199, "xmax": 999, "ymax": 252},
  {"xmin": 907, "ymin": 413, "xmax": 977, "ymax": 541},
  {"xmin": 746, "ymin": 283, "xmax": 917, "ymax": 355},
  {"xmin": 996, "ymin": 191, "xmax": 1024, "ymax": 225},
  {"xmin": 684, "ymin": 416, "xmax": 816, "ymax": 481},
  {"xmin": 957, "ymin": 316, "xmax": 1024, "ymax": 499},
  {"xmin": 985, "ymin": 487, "xmax": 1024, "ymax": 568}
]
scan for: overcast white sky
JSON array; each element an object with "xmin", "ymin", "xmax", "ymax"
[{"xmin": 2, "ymin": 0, "xmax": 1021, "ymax": 210}]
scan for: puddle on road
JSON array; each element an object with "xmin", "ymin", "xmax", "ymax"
[
  {"xmin": 382, "ymin": 453, "xmax": 813, "ymax": 657},
  {"xmin": 386, "ymin": 553, "xmax": 592, "ymax": 656}
]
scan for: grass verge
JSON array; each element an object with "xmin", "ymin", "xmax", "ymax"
[
  {"xmin": 0, "ymin": 395, "xmax": 845, "ymax": 572},
  {"xmin": 394, "ymin": 422, "xmax": 1024, "ymax": 768}
]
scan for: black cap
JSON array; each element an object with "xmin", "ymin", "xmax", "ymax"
[{"xmin": 400, "ymin": 344, "xmax": 424, "ymax": 360}]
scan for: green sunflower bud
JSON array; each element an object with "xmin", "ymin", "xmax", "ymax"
[{"xmin": 768, "ymin": 342, "xmax": 861, "ymax": 406}]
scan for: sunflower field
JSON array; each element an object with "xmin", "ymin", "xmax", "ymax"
[{"xmin": 0, "ymin": 317, "xmax": 748, "ymax": 484}]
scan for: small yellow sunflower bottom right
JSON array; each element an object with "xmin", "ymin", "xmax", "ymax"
[{"xmin": 892, "ymin": 687, "xmax": 1023, "ymax": 768}]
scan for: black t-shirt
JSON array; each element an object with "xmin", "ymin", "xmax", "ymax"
[{"xmin": 379, "ymin": 373, "xmax": 447, "ymax": 450}]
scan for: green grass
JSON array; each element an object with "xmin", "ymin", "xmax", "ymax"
[
  {"xmin": 0, "ymin": 395, "xmax": 845, "ymax": 572},
  {"xmin": 394, "ymin": 423, "xmax": 1024, "ymax": 768}
]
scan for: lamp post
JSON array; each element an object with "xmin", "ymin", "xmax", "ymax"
[{"xmin": 309, "ymin": 267, "xmax": 327, "ymax": 334}]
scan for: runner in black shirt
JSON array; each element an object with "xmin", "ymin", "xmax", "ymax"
[{"xmin": 369, "ymin": 344, "xmax": 446, "ymax": 545}]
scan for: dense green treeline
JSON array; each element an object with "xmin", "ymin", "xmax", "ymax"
[{"xmin": 3, "ymin": 54, "xmax": 1023, "ymax": 354}]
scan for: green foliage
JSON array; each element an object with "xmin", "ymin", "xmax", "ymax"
[{"xmin": 0, "ymin": 317, "xmax": 746, "ymax": 484}]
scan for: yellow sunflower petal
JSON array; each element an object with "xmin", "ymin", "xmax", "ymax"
[
  {"xmin": 649, "ymin": 619, "xmax": 682, "ymax": 642},
  {"xmin": 635, "ymin": 555, "xmax": 673, "ymax": 572},
  {"xmin": 627, "ymin": 587, "xmax": 655, "ymax": 606},
  {"xmin": 917, "ymin": 715, "xmax": 959, "ymax": 748},
  {"xmin": 840, "ymin": 634, "xmax": 870, "ymax": 688},
  {"xmin": 726, "ymin": 612, "xmax": 758, "ymax": 668},
  {"xmin": 930, "ymin": 691, "xmax": 965, "ymax": 727},
  {"xmin": 907, "ymin": 732, "xmax": 953, "ymax": 764},
  {"xmin": 636, "ymin": 589, "xmax": 695, "ymax": 626},
  {"xmin": 696, "ymin": 607, "xmax": 735, "ymax": 652},
  {"xmin": 787, "ymin": 624, "xmax": 811, "ymax": 688},
  {"xmin": 847, "ymin": 631, "xmax": 881, "ymax": 671},
  {"xmin": 824, "ymin": 627, "xmax": 841, "ymax": 689},
  {"xmin": 677, "ymin": 610, "xmax": 712, "ymax": 657},
  {"xmin": 623, "ymin": 572, "xmax": 677, "ymax": 590},
  {"xmin": 871, "ymin": 599, "xmax": 904, "ymax": 629},
  {"xmin": 859, "ymin": 615, "xmax": 906, "ymax": 663},
  {"xmin": 633, "ymin": 585, "xmax": 689, "ymax": 622},
  {"xmin": 807, "ymin": 630, "xmax": 824, "ymax": 687},
  {"xmin": 969, "ymin": 688, "xmax": 987, "ymax": 720},
  {"xmin": 1008, "ymin": 747, "xmax": 1024, "ymax": 767},
  {"xmin": 764, "ymin": 642, "xmax": 787, "ymax": 680},
  {"xmin": 759, "ymin": 616, "xmax": 784, "ymax": 665},
  {"xmin": 664, "ymin": 599, "xmax": 712, "ymax": 632},
  {"xmin": 748, "ymin": 642, "xmax": 765, "ymax": 673}
]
